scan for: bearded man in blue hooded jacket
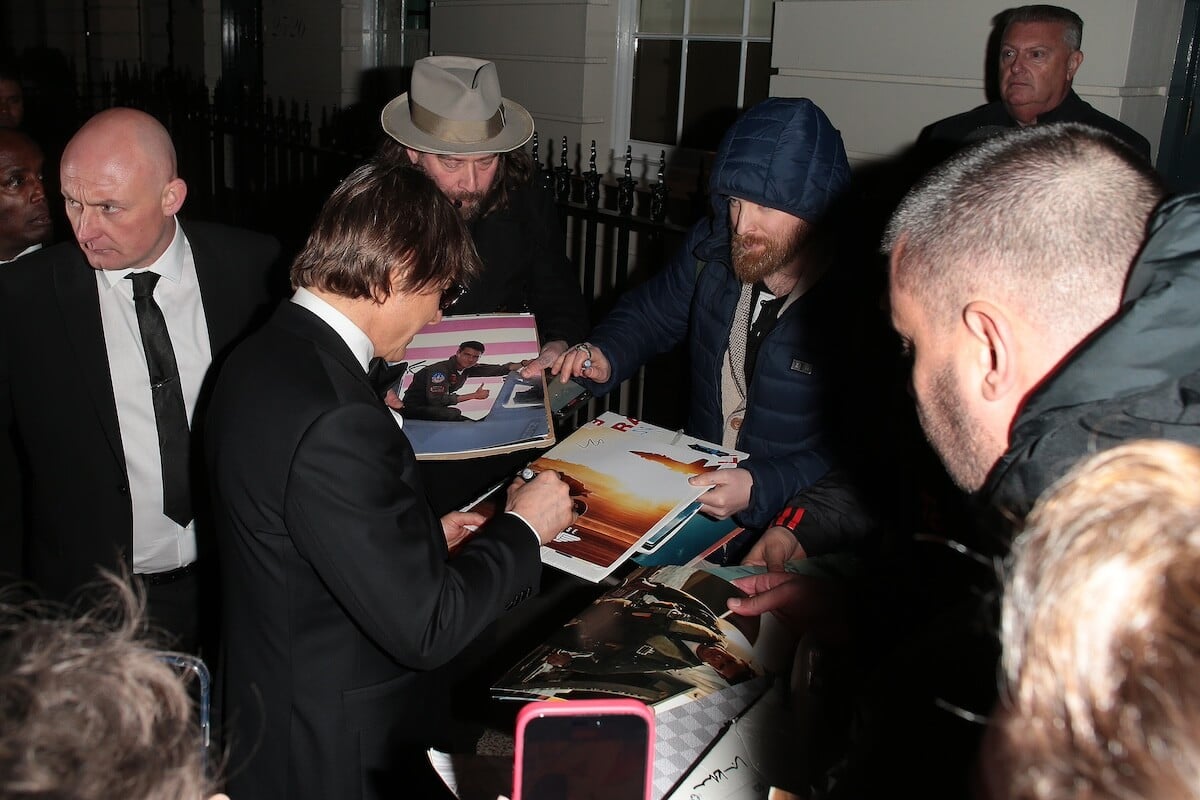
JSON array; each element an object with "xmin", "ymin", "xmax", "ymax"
[{"xmin": 553, "ymin": 98, "xmax": 868, "ymax": 558}]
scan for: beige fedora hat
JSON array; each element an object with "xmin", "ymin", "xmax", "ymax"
[{"xmin": 381, "ymin": 56, "xmax": 534, "ymax": 155}]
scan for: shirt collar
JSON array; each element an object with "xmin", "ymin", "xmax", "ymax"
[
  {"xmin": 290, "ymin": 287, "xmax": 375, "ymax": 371},
  {"xmin": 96, "ymin": 218, "xmax": 185, "ymax": 289},
  {"xmin": 0, "ymin": 242, "xmax": 44, "ymax": 265}
]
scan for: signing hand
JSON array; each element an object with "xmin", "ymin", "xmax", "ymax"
[
  {"xmin": 441, "ymin": 511, "xmax": 487, "ymax": 552},
  {"xmin": 464, "ymin": 385, "xmax": 490, "ymax": 401},
  {"xmin": 518, "ymin": 340, "xmax": 569, "ymax": 380},
  {"xmin": 506, "ymin": 470, "xmax": 575, "ymax": 545},
  {"xmin": 741, "ymin": 526, "xmax": 807, "ymax": 571},
  {"xmin": 689, "ymin": 467, "xmax": 753, "ymax": 520},
  {"xmin": 551, "ymin": 342, "xmax": 611, "ymax": 384}
]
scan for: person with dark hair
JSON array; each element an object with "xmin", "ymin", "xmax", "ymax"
[
  {"xmin": 401, "ymin": 339, "xmax": 522, "ymax": 421},
  {"xmin": 731, "ymin": 123, "xmax": 1185, "ymax": 798},
  {"xmin": 206, "ymin": 159, "xmax": 575, "ymax": 800},
  {"xmin": 0, "ymin": 108, "xmax": 279, "ymax": 652},
  {"xmin": 379, "ymin": 56, "xmax": 586, "ymax": 376},
  {"xmin": 0, "ymin": 577, "xmax": 226, "ymax": 800},
  {"xmin": 0, "ymin": 128, "xmax": 51, "ymax": 263},
  {"xmin": 0, "ymin": 65, "xmax": 22, "ymax": 129},
  {"xmin": 921, "ymin": 5, "xmax": 1151, "ymax": 160},
  {"xmin": 379, "ymin": 55, "xmax": 589, "ymax": 512}
]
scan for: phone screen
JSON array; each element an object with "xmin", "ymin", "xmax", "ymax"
[{"xmin": 519, "ymin": 713, "xmax": 650, "ymax": 800}]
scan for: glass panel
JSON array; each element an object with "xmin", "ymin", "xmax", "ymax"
[
  {"xmin": 680, "ymin": 40, "xmax": 740, "ymax": 150},
  {"xmin": 748, "ymin": 0, "xmax": 773, "ymax": 37},
  {"xmin": 689, "ymin": 0, "xmax": 744, "ymax": 35},
  {"xmin": 744, "ymin": 41, "xmax": 771, "ymax": 107},
  {"xmin": 638, "ymin": 0, "xmax": 685, "ymax": 34},
  {"xmin": 631, "ymin": 39, "xmax": 683, "ymax": 145}
]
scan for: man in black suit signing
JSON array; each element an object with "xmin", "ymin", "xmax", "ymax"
[
  {"xmin": 0, "ymin": 108, "xmax": 278, "ymax": 652},
  {"xmin": 206, "ymin": 160, "xmax": 574, "ymax": 800}
]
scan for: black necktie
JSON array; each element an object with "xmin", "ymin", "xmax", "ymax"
[{"xmin": 128, "ymin": 271, "xmax": 192, "ymax": 527}]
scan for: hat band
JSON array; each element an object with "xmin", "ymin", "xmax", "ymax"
[{"xmin": 410, "ymin": 99, "xmax": 506, "ymax": 145}]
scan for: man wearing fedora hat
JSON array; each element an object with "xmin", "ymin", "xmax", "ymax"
[
  {"xmin": 380, "ymin": 55, "xmax": 588, "ymax": 512},
  {"xmin": 380, "ymin": 56, "xmax": 585, "ymax": 370}
]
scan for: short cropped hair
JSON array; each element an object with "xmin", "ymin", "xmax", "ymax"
[
  {"xmin": 884, "ymin": 124, "xmax": 1163, "ymax": 342},
  {"xmin": 291, "ymin": 159, "xmax": 480, "ymax": 299},
  {"xmin": 459, "ymin": 340, "xmax": 485, "ymax": 353},
  {"xmin": 0, "ymin": 579, "xmax": 213, "ymax": 800},
  {"xmin": 995, "ymin": 440, "xmax": 1200, "ymax": 799},
  {"xmin": 1003, "ymin": 5, "xmax": 1084, "ymax": 51}
]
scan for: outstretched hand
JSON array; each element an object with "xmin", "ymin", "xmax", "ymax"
[
  {"xmin": 551, "ymin": 342, "xmax": 612, "ymax": 384},
  {"xmin": 727, "ymin": 571, "xmax": 849, "ymax": 644},
  {"xmin": 741, "ymin": 526, "xmax": 807, "ymax": 571},
  {"xmin": 689, "ymin": 467, "xmax": 753, "ymax": 520},
  {"xmin": 518, "ymin": 340, "xmax": 570, "ymax": 380}
]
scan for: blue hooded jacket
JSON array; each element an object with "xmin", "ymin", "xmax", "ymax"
[{"xmin": 587, "ymin": 98, "xmax": 852, "ymax": 529}]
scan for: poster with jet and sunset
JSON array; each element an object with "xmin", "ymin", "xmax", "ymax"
[{"xmin": 527, "ymin": 417, "xmax": 737, "ymax": 582}]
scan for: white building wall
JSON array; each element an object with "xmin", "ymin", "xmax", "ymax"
[{"xmin": 771, "ymin": 0, "xmax": 1183, "ymax": 165}]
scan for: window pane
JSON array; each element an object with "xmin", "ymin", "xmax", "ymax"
[
  {"xmin": 748, "ymin": 0, "xmax": 773, "ymax": 37},
  {"xmin": 631, "ymin": 39, "xmax": 682, "ymax": 145},
  {"xmin": 689, "ymin": 0, "xmax": 743, "ymax": 35},
  {"xmin": 638, "ymin": 0, "xmax": 685, "ymax": 34},
  {"xmin": 744, "ymin": 41, "xmax": 771, "ymax": 107},
  {"xmin": 680, "ymin": 40, "xmax": 740, "ymax": 150}
]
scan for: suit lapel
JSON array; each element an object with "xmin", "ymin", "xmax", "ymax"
[
  {"xmin": 53, "ymin": 248, "xmax": 127, "ymax": 469},
  {"xmin": 186, "ymin": 222, "xmax": 239, "ymax": 356}
]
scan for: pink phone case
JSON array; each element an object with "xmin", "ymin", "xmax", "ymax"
[{"xmin": 512, "ymin": 698, "xmax": 655, "ymax": 800}]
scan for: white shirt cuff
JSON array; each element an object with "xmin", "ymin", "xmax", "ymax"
[{"xmin": 503, "ymin": 510, "xmax": 544, "ymax": 547}]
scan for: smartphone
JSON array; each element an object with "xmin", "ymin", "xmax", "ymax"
[{"xmin": 513, "ymin": 698, "xmax": 655, "ymax": 800}]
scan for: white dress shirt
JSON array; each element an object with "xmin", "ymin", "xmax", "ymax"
[
  {"xmin": 0, "ymin": 242, "xmax": 43, "ymax": 265},
  {"xmin": 97, "ymin": 219, "xmax": 209, "ymax": 573}
]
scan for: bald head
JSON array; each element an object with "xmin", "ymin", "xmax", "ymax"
[
  {"xmin": 885, "ymin": 124, "xmax": 1162, "ymax": 344},
  {"xmin": 63, "ymin": 108, "xmax": 179, "ymax": 185},
  {"xmin": 60, "ymin": 108, "xmax": 187, "ymax": 271}
]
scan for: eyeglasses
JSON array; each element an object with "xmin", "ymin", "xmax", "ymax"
[{"xmin": 440, "ymin": 282, "xmax": 467, "ymax": 311}]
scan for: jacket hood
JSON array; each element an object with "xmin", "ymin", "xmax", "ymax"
[{"xmin": 701, "ymin": 98, "xmax": 850, "ymax": 258}]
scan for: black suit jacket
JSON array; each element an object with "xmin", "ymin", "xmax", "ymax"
[
  {"xmin": 0, "ymin": 220, "xmax": 279, "ymax": 598},
  {"xmin": 207, "ymin": 301, "xmax": 541, "ymax": 800}
]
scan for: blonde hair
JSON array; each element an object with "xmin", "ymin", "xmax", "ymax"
[
  {"xmin": 0, "ymin": 577, "xmax": 215, "ymax": 800},
  {"xmin": 995, "ymin": 440, "xmax": 1200, "ymax": 799}
]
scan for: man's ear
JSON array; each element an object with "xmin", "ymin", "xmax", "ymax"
[
  {"xmin": 1067, "ymin": 49, "xmax": 1083, "ymax": 81},
  {"xmin": 963, "ymin": 300, "xmax": 1016, "ymax": 402},
  {"xmin": 161, "ymin": 177, "xmax": 187, "ymax": 217}
]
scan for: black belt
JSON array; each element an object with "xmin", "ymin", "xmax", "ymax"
[{"xmin": 137, "ymin": 562, "xmax": 197, "ymax": 586}]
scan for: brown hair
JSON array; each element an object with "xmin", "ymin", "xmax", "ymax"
[
  {"xmin": 290, "ymin": 159, "xmax": 480, "ymax": 299},
  {"xmin": 993, "ymin": 440, "xmax": 1200, "ymax": 799},
  {"xmin": 0, "ymin": 577, "xmax": 214, "ymax": 800}
]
